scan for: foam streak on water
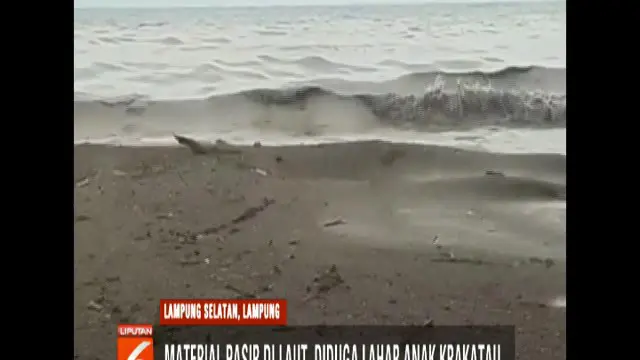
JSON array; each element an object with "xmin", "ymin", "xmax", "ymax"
[{"xmin": 74, "ymin": 2, "xmax": 566, "ymax": 154}]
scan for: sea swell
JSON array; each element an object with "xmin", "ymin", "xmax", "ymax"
[{"xmin": 75, "ymin": 67, "xmax": 566, "ymax": 131}]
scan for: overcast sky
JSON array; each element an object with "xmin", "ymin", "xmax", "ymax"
[{"xmin": 75, "ymin": 0, "xmax": 549, "ymax": 9}]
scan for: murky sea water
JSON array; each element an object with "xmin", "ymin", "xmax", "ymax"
[{"xmin": 74, "ymin": 2, "xmax": 566, "ymax": 154}]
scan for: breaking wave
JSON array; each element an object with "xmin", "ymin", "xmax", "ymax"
[
  {"xmin": 240, "ymin": 77, "xmax": 565, "ymax": 128},
  {"xmin": 74, "ymin": 67, "xmax": 566, "ymax": 132}
]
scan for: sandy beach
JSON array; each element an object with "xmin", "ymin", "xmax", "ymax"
[{"xmin": 74, "ymin": 139, "xmax": 566, "ymax": 360}]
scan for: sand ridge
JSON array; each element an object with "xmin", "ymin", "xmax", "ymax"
[{"xmin": 74, "ymin": 138, "xmax": 565, "ymax": 360}]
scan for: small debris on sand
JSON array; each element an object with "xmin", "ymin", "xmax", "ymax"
[
  {"xmin": 272, "ymin": 265, "xmax": 282, "ymax": 275},
  {"xmin": 422, "ymin": 318, "xmax": 435, "ymax": 327},
  {"xmin": 224, "ymin": 283, "xmax": 256, "ymax": 299},
  {"xmin": 189, "ymin": 198, "xmax": 276, "ymax": 240},
  {"xmin": 528, "ymin": 257, "xmax": 556, "ymax": 268},
  {"xmin": 174, "ymin": 134, "xmax": 243, "ymax": 156},
  {"xmin": 231, "ymin": 198, "xmax": 276, "ymax": 225},
  {"xmin": 156, "ymin": 212, "xmax": 174, "ymax": 220},
  {"xmin": 304, "ymin": 264, "xmax": 345, "ymax": 302},
  {"xmin": 174, "ymin": 134, "xmax": 209, "ymax": 154},
  {"xmin": 485, "ymin": 170, "xmax": 505, "ymax": 177},
  {"xmin": 431, "ymin": 256, "xmax": 491, "ymax": 266},
  {"xmin": 87, "ymin": 300, "xmax": 104, "ymax": 312},
  {"xmin": 75, "ymin": 177, "xmax": 92, "ymax": 188},
  {"xmin": 432, "ymin": 235, "xmax": 444, "ymax": 250},
  {"xmin": 252, "ymin": 168, "xmax": 269, "ymax": 176},
  {"xmin": 323, "ymin": 218, "xmax": 347, "ymax": 227},
  {"xmin": 75, "ymin": 214, "xmax": 92, "ymax": 222}
]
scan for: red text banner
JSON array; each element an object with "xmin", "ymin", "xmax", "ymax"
[{"xmin": 160, "ymin": 299, "xmax": 287, "ymax": 325}]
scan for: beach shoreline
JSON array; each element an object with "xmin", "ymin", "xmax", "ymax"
[{"xmin": 74, "ymin": 140, "xmax": 565, "ymax": 359}]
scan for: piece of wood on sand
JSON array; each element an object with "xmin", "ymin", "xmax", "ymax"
[{"xmin": 173, "ymin": 134, "xmax": 243, "ymax": 155}]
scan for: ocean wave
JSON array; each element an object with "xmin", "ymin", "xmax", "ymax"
[{"xmin": 74, "ymin": 67, "xmax": 566, "ymax": 130}]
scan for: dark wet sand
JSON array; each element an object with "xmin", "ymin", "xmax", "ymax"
[{"xmin": 74, "ymin": 140, "xmax": 566, "ymax": 360}]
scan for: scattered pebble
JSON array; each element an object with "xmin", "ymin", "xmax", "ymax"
[
  {"xmin": 544, "ymin": 258, "xmax": 555, "ymax": 268},
  {"xmin": 75, "ymin": 215, "xmax": 92, "ymax": 222},
  {"xmin": 305, "ymin": 264, "xmax": 344, "ymax": 302},
  {"xmin": 528, "ymin": 257, "xmax": 556, "ymax": 268},
  {"xmin": 260, "ymin": 284, "xmax": 274, "ymax": 292},
  {"xmin": 156, "ymin": 212, "xmax": 174, "ymax": 220},
  {"xmin": 432, "ymin": 235, "xmax": 443, "ymax": 250},
  {"xmin": 76, "ymin": 178, "xmax": 91, "ymax": 188},
  {"xmin": 252, "ymin": 168, "xmax": 269, "ymax": 176},
  {"xmin": 87, "ymin": 300, "xmax": 104, "ymax": 312}
]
